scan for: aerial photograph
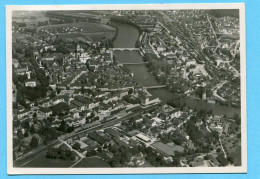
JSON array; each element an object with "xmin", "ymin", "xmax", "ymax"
[{"xmin": 11, "ymin": 8, "xmax": 242, "ymax": 169}]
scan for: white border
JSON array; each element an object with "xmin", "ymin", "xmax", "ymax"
[{"xmin": 6, "ymin": 3, "xmax": 247, "ymax": 175}]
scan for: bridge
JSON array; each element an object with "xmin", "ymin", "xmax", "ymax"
[
  {"xmin": 110, "ymin": 48, "xmax": 139, "ymax": 51},
  {"xmin": 120, "ymin": 62, "xmax": 147, "ymax": 65},
  {"xmin": 144, "ymin": 85, "xmax": 166, "ymax": 89}
]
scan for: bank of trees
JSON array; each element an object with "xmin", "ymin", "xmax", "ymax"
[
  {"xmin": 19, "ymin": 47, "xmax": 49, "ymax": 101},
  {"xmin": 46, "ymin": 147, "xmax": 76, "ymax": 161}
]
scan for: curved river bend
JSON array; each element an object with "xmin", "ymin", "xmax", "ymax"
[{"xmin": 112, "ymin": 22, "xmax": 240, "ymax": 118}]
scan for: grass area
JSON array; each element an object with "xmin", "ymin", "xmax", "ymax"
[
  {"xmin": 72, "ymin": 157, "xmax": 111, "ymax": 168},
  {"xmin": 60, "ymin": 31, "xmax": 115, "ymax": 43},
  {"xmin": 222, "ymin": 134, "xmax": 241, "ymax": 166},
  {"xmin": 22, "ymin": 153, "xmax": 76, "ymax": 168},
  {"xmin": 13, "ymin": 33, "xmax": 39, "ymax": 43},
  {"xmin": 43, "ymin": 22, "xmax": 117, "ymax": 42}
]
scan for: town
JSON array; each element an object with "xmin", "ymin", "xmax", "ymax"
[{"xmin": 12, "ymin": 9, "xmax": 241, "ymax": 168}]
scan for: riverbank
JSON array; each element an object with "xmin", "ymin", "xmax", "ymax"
[{"xmin": 111, "ymin": 21, "xmax": 241, "ymax": 118}]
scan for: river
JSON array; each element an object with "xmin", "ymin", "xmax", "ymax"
[{"xmin": 112, "ymin": 22, "xmax": 240, "ymax": 118}]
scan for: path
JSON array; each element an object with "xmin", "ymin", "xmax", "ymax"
[
  {"xmin": 69, "ymin": 71, "xmax": 87, "ymax": 85},
  {"xmin": 219, "ymin": 138, "xmax": 227, "ymax": 158},
  {"xmin": 213, "ymin": 81, "xmax": 227, "ymax": 101}
]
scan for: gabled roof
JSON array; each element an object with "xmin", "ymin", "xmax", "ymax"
[{"xmin": 104, "ymin": 128, "xmax": 121, "ymax": 138}]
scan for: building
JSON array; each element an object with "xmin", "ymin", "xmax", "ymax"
[
  {"xmin": 151, "ymin": 141, "xmax": 184, "ymax": 157},
  {"xmin": 13, "ymin": 58, "xmax": 19, "ymax": 68},
  {"xmin": 136, "ymin": 133, "xmax": 151, "ymax": 143},
  {"xmin": 16, "ymin": 68, "xmax": 28, "ymax": 75},
  {"xmin": 141, "ymin": 96, "xmax": 160, "ymax": 106},
  {"xmin": 39, "ymin": 107, "xmax": 52, "ymax": 118},
  {"xmin": 24, "ymin": 79, "xmax": 37, "ymax": 87},
  {"xmin": 17, "ymin": 109, "xmax": 32, "ymax": 120},
  {"xmin": 216, "ymin": 154, "xmax": 229, "ymax": 166},
  {"xmin": 186, "ymin": 59, "xmax": 196, "ymax": 66}
]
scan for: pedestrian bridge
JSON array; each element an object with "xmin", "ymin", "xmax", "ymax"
[{"xmin": 111, "ymin": 48, "xmax": 140, "ymax": 51}]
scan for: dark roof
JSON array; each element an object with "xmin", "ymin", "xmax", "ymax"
[
  {"xmin": 114, "ymin": 138, "xmax": 131, "ymax": 148},
  {"xmin": 88, "ymin": 132, "xmax": 107, "ymax": 144},
  {"xmin": 127, "ymin": 130, "xmax": 141, "ymax": 137},
  {"xmin": 216, "ymin": 154, "xmax": 229, "ymax": 166},
  {"xmin": 151, "ymin": 141, "xmax": 184, "ymax": 157},
  {"xmin": 104, "ymin": 128, "xmax": 121, "ymax": 138},
  {"xmin": 39, "ymin": 107, "xmax": 52, "ymax": 113},
  {"xmin": 208, "ymin": 155, "xmax": 219, "ymax": 165}
]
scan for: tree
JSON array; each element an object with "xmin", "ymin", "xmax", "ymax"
[
  {"xmin": 212, "ymin": 130, "xmax": 220, "ymax": 141},
  {"xmin": 17, "ymin": 129, "xmax": 24, "ymax": 140},
  {"xmin": 22, "ymin": 120, "xmax": 30, "ymax": 129},
  {"xmin": 30, "ymin": 125, "xmax": 36, "ymax": 134},
  {"xmin": 72, "ymin": 142, "xmax": 81, "ymax": 150},
  {"xmin": 97, "ymin": 147, "xmax": 102, "ymax": 153},
  {"xmin": 24, "ymin": 131, "xmax": 29, "ymax": 137},
  {"xmin": 128, "ymin": 88, "xmax": 134, "ymax": 95},
  {"xmin": 227, "ymin": 156, "xmax": 234, "ymax": 164},
  {"xmin": 30, "ymin": 136, "xmax": 38, "ymax": 148}
]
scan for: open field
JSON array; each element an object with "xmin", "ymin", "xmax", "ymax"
[
  {"xmin": 40, "ymin": 22, "xmax": 116, "ymax": 42},
  {"xmin": 12, "ymin": 11, "xmax": 49, "ymax": 23},
  {"xmin": 21, "ymin": 153, "xmax": 76, "ymax": 168},
  {"xmin": 72, "ymin": 157, "xmax": 111, "ymax": 168},
  {"xmin": 39, "ymin": 22, "xmax": 115, "ymax": 33},
  {"xmin": 13, "ymin": 33, "xmax": 40, "ymax": 43},
  {"xmin": 222, "ymin": 135, "xmax": 241, "ymax": 166}
]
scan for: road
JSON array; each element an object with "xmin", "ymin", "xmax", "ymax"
[
  {"xmin": 213, "ymin": 81, "xmax": 227, "ymax": 101},
  {"xmin": 206, "ymin": 15, "xmax": 218, "ymax": 42},
  {"xmin": 219, "ymin": 138, "xmax": 227, "ymax": 158}
]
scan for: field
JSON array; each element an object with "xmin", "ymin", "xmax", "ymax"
[
  {"xmin": 22, "ymin": 153, "xmax": 76, "ymax": 168},
  {"xmin": 59, "ymin": 31, "xmax": 115, "ymax": 43},
  {"xmin": 13, "ymin": 11, "xmax": 49, "ymax": 23},
  {"xmin": 222, "ymin": 134, "xmax": 241, "ymax": 166},
  {"xmin": 13, "ymin": 33, "xmax": 40, "ymax": 43},
  {"xmin": 40, "ymin": 22, "xmax": 116, "ymax": 42},
  {"xmin": 72, "ymin": 157, "xmax": 111, "ymax": 168},
  {"xmin": 39, "ymin": 22, "xmax": 115, "ymax": 33}
]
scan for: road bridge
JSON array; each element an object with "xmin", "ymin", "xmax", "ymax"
[
  {"xmin": 121, "ymin": 62, "xmax": 147, "ymax": 65},
  {"xmin": 110, "ymin": 48, "xmax": 139, "ymax": 51}
]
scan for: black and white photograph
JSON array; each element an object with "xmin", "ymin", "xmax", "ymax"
[{"xmin": 6, "ymin": 4, "xmax": 246, "ymax": 174}]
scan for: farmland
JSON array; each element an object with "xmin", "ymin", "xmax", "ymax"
[{"xmin": 39, "ymin": 22, "xmax": 116, "ymax": 42}]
